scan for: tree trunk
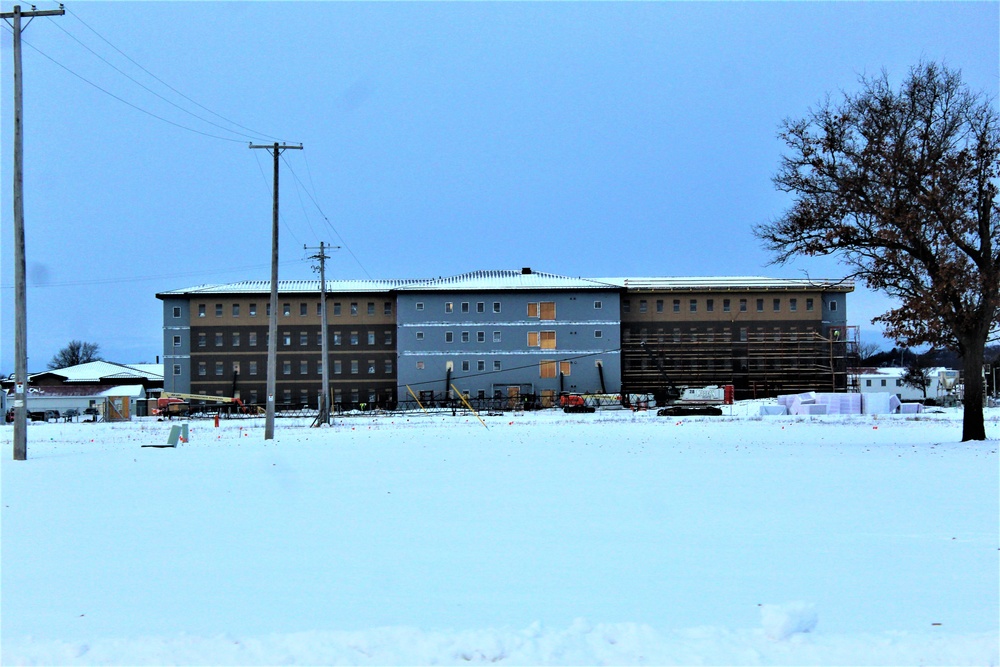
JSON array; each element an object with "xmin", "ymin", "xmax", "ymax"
[{"xmin": 960, "ymin": 335, "xmax": 987, "ymax": 442}]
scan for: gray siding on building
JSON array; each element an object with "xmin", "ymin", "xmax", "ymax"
[
  {"xmin": 161, "ymin": 298, "xmax": 190, "ymax": 393},
  {"xmin": 396, "ymin": 290, "xmax": 621, "ymax": 401}
]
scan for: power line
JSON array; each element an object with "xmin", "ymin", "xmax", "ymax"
[
  {"xmin": 49, "ymin": 19, "xmax": 261, "ymax": 143},
  {"xmin": 280, "ymin": 153, "xmax": 374, "ymax": 279},
  {"xmin": 1, "ymin": 27, "xmax": 250, "ymax": 143},
  {"xmin": 62, "ymin": 5, "xmax": 283, "ymax": 143}
]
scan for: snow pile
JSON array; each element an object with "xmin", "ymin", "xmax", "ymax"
[{"xmin": 760, "ymin": 601, "xmax": 818, "ymax": 640}]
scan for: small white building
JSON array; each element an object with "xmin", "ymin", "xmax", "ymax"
[{"xmin": 852, "ymin": 366, "xmax": 958, "ymax": 402}]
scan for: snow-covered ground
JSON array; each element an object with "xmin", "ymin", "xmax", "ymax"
[{"xmin": 2, "ymin": 404, "xmax": 998, "ymax": 666}]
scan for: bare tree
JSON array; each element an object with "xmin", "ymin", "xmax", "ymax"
[
  {"xmin": 48, "ymin": 340, "xmax": 102, "ymax": 370},
  {"xmin": 856, "ymin": 340, "xmax": 884, "ymax": 364},
  {"xmin": 755, "ymin": 62, "xmax": 1000, "ymax": 441}
]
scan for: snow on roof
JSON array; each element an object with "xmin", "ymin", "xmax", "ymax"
[
  {"xmin": 13, "ymin": 384, "xmax": 148, "ymax": 398},
  {"xmin": 158, "ymin": 273, "xmax": 855, "ymax": 296},
  {"xmin": 396, "ymin": 270, "xmax": 618, "ymax": 292},
  {"xmin": 36, "ymin": 361, "xmax": 163, "ymax": 383},
  {"xmin": 157, "ymin": 279, "xmax": 413, "ymax": 296},
  {"xmin": 596, "ymin": 276, "xmax": 856, "ymax": 292}
]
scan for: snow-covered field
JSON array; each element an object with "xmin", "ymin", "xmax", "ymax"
[{"xmin": 2, "ymin": 404, "xmax": 998, "ymax": 666}]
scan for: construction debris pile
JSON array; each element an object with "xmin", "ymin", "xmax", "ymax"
[{"xmin": 761, "ymin": 392, "xmax": 924, "ymax": 416}]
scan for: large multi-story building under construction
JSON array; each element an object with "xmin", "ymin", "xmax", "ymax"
[{"xmin": 157, "ymin": 270, "xmax": 854, "ymax": 409}]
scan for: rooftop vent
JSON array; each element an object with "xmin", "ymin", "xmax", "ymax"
[{"xmin": 521, "ymin": 267, "xmax": 532, "ymax": 275}]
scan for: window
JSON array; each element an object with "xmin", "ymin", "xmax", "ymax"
[
  {"xmin": 639, "ymin": 300, "xmax": 648, "ymax": 313},
  {"xmin": 173, "ymin": 364, "xmax": 181, "ymax": 375},
  {"xmin": 461, "ymin": 302, "xmax": 470, "ymax": 313},
  {"xmin": 789, "ymin": 298, "xmax": 797, "ymax": 312},
  {"xmin": 232, "ymin": 332, "xmax": 240, "ymax": 347},
  {"xmin": 282, "ymin": 361, "xmax": 291, "ymax": 375},
  {"xmin": 416, "ymin": 302, "xmax": 424, "ymax": 311},
  {"xmin": 494, "ymin": 361, "xmax": 502, "ymax": 371},
  {"xmin": 364, "ymin": 331, "xmax": 373, "ymax": 345},
  {"xmin": 866, "ymin": 379, "xmax": 872, "ymax": 387},
  {"xmin": 528, "ymin": 332, "xmax": 539, "ymax": 347},
  {"xmin": 249, "ymin": 303, "xmax": 257, "ymax": 317},
  {"xmin": 880, "ymin": 379, "xmax": 886, "ymax": 387},
  {"xmin": 493, "ymin": 331, "xmax": 501, "ymax": 342},
  {"xmin": 232, "ymin": 361, "xmax": 240, "ymax": 375},
  {"xmin": 216, "ymin": 361, "xmax": 224, "ymax": 376},
  {"xmin": 477, "ymin": 302, "xmax": 485, "ymax": 313},
  {"xmin": 249, "ymin": 361, "xmax": 257, "ymax": 376},
  {"xmin": 740, "ymin": 327, "xmax": 748, "ymax": 342},
  {"xmin": 416, "ymin": 361, "xmax": 425, "ymax": 370},
  {"xmin": 283, "ymin": 390, "xmax": 292, "ymax": 404},
  {"xmin": 385, "ymin": 359, "xmax": 393, "ymax": 374},
  {"xmin": 477, "ymin": 331, "xmax": 485, "ymax": 343},
  {"xmin": 595, "ymin": 330, "xmax": 603, "ymax": 338},
  {"xmin": 673, "ymin": 299, "xmax": 681, "ymax": 313},
  {"xmin": 461, "ymin": 331, "xmax": 470, "ymax": 343},
  {"xmin": 333, "ymin": 302, "xmax": 342, "ymax": 316},
  {"xmin": 198, "ymin": 362, "xmax": 206, "ymax": 376},
  {"xmin": 198, "ymin": 333, "xmax": 206, "ymax": 348},
  {"xmin": 445, "ymin": 302, "xmax": 454, "ymax": 313},
  {"xmin": 773, "ymin": 298, "xmax": 781, "ymax": 312},
  {"xmin": 540, "ymin": 331, "xmax": 556, "ymax": 349},
  {"xmin": 334, "ymin": 360, "xmax": 342, "ymax": 375},
  {"xmin": 540, "ymin": 302, "xmax": 556, "ymax": 320},
  {"xmin": 173, "ymin": 306, "xmax": 181, "ymax": 318},
  {"xmin": 723, "ymin": 298, "xmax": 731, "ymax": 312},
  {"xmin": 216, "ymin": 303, "xmax": 223, "ymax": 317},
  {"xmin": 446, "ymin": 332, "xmax": 454, "ymax": 343},
  {"xmin": 283, "ymin": 332, "xmax": 292, "ymax": 346},
  {"xmin": 690, "ymin": 299, "xmax": 697, "ymax": 313},
  {"xmin": 198, "ymin": 304, "xmax": 206, "ymax": 318},
  {"xmin": 333, "ymin": 332, "xmax": 342, "ymax": 346},
  {"xmin": 283, "ymin": 303, "xmax": 291, "ymax": 316},
  {"xmin": 350, "ymin": 332, "xmax": 359, "ymax": 345},
  {"xmin": 384, "ymin": 302, "xmax": 392, "ymax": 315},
  {"xmin": 300, "ymin": 389, "xmax": 309, "ymax": 406},
  {"xmin": 830, "ymin": 300, "xmax": 838, "ymax": 311},
  {"xmin": 560, "ymin": 361, "xmax": 571, "ymax": 376},
  {"xmin": 656, "ymin": 300, "xmax": 664, "ymax": 313},
  {"xmin": 622, "ymin": 299, "xmax": 631, "ymax": 313},
  {"xmin": 806, "ymin": 298, "xmax": 815, "ymax": 311},
  {"xmin": 493, "ymin": 302, "xmax": 501, "ymax": 313},
  {"xmin": 367, "ymin": 360, "xmax": 375, "ymax": 374},
  {"xmin": 316, "ymin": 360, "xmax": 322, "ymax": 374},
  {"xmin": 300, "ymin": 360, "xmax": 309, "ymax": 374},
  {"xmin": 416, "ymin": 331, "xmax": 424, "ymax": 341},
  {"xmin": 249, "ymin": 390, "xmax": 258, "ymax": 404},
  {"xmin": 462, "ymin": 361, "xmax": 470, "ymax": 372},
  {"xmin": 384, "ymin": 330, "xmax": 393, "ymax": 345},
  {"xmin": 706, "ymin": 299, "xmax": 714, "ymax": 312},
  {"xmin": 540, "ymin": 360, "xmax": 557, "ymax": 378},
  {"xmin": 350, "ymin": 302, "xmax": 358, "ymax": 316},
  {"xmin": 351, "ymin": 360, "xmax": 359, "ymax": 374},
  {"xmin": 317, "ymin": 303, "xmax": 322, "ymax": 316},
  {"xmin": 756, "ymin": 298, "xmax": 764, "ymax": 312},
  {"xmin": 266, "ymin": 303, "xmax": 271, "ymax": 317},
  {"xmin": 367, "ymin": 302, "xmax": 375, "ymax": 316},
  {"xmin": 528, "ymin": 302, "xmax": 539, "ymax": 318},
  {"xmin": 215, "ymin": 333, "xmax": 223, "ymax": 347},
  {"xmin": 173, "ymin": 335, "xmax": 181, "ymax": 348},
  {"xmin": 478, "ymin": 360, "xmax": 485, "ymax": 372},
  {"xmin": 739, "ymin": 299, "xmax": 747, "ymax": 312},
  {"xmin": 233, "ymin": 304, "xmax": 240, "ymax": 317}
]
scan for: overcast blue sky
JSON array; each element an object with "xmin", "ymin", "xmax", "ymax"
[{"xmin": 2, "ymin": 1, "xmax": 997, "ymax": 372}]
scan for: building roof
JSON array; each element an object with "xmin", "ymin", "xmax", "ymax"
[
  {"xmin": 597, "ymin": 276, "xmax": 855, "ymax": 292},
  {"xmin": 30, "ymin": 361, "xmax": 163, "ymax": 384},
  {"xmin": 157, "ymin": 279, "xmax": 413, "ymax": 297},
  {"xmin": 8, "ymin": 384, "xmax": 148, "ymax": 399},
  {"xmin": 157, "ymin": 273, "xmax": 855, "ymax": 296},
  {"xmin": 396, "ymin": 269, "xmax": 618, "ymax": 292}
]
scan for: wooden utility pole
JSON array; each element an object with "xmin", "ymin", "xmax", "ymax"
[
  {"xmin": 249, "ymin": 142, "xmax": 302, "ymax": 440},
  {"xmin": 2, "ymin": 4, "xmax": 65, "ymax": 461},
  {"xmin": 305, "ymin": 241, "xmax": 339, "ymax": 426}
]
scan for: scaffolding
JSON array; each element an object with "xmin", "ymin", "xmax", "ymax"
[{"xmin": 622, "ymin": 326, "xmax": 858, "ymax": 400}]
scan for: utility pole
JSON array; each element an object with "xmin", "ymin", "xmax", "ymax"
[
  {"xmin": 305, "ymin": 241, "xmax": 339, "ymax": 426},
  {"xmin": 2, "ymin": 4, "xmax": 64, "ymax": 461},
  {"xmin": 249, "ymin": 142, "xmax": 302, "ymax": 440}
]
